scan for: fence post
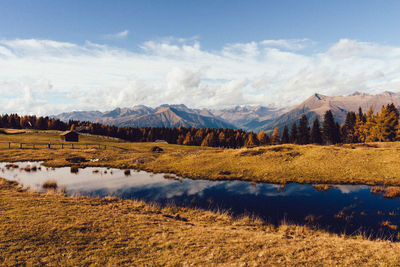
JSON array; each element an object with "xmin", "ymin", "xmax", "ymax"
[
  {"xmin": 71, "ymin": 144, "xmax": 74, "ymax": 149},
  {"xmin": 20, "ymin": 143, "xmax": 22, "ymax": 149},
  {"xmin": 48, "ymin": 143, "xmax": 51, "ymax": 149},
  {"xmin": 61, "ymin": 143, "xmax": 63, "ymax": 149}
]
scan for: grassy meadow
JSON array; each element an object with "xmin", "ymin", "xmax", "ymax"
[
  {"xmin": 1, "ymin": 129, "xmax": 400, "ymax": 186},
  {"xmin": 2, "ymin": 130, "xmax": 400, "ymax": 265},
  {"xmin": 1, "ymin": 178, "xmax": 400, "ymax": 266}
]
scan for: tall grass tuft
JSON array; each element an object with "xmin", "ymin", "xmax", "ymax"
[{"xmin": 42, "ymin": 180, "xmax": 58, "ymax": 190}]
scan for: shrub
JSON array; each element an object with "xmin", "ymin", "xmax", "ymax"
[
  {"xmin": 70, "ymin": 166, "xmax": 79, "ymax": 173},
  {"xmin": 42, "ymin": 180, "xmax": 58, "ymax": 190}
]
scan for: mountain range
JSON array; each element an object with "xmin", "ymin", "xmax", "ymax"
[{"xmin": 54, "ymin": 91, "xmax": 400, "ymax": 133}]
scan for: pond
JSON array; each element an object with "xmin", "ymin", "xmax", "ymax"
[{"xmin": 1, "ymin": 161, "xmax": 400, "ymax": 240}]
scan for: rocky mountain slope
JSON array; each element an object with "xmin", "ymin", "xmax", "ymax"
[
  {"xmin": 258, "ymin": 91, "xmax": 400, "ymax": 132},
  {"xmin": 54, "ymin": 91, "xmax": 400, "ymax": 132}
]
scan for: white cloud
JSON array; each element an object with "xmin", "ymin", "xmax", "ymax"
[
  {"xmin": 104, "ymin": 30, "xmax": 129, "ymax": 39},
  {"xmin": 1, "ymin": 38, "xmax": 400, "ymax": 115}
]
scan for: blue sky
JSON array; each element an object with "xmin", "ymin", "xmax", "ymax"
[
  {"xmin": 2, "ymin": 0, "xmax": 400, "ymax": 49},
  {"xmin": 1, "ymin": 1, "xmax": 400, "ymax": 115}
]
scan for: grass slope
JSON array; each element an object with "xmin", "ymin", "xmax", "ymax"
[
  {"xmin": 1, "ymin": 130, "xmax": 400, "ymax": 185},
  {"xmin": 1, "ymin": 178, "xmax": 400, "ymax": 266}
]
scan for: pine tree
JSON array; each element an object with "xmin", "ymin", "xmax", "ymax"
[
  {"xmin": 281, "ymin": 125, "xmax": 290, "ymax": 144},
  {"xmin": 322, "ymin": 110, "xmax": 338, "ymax": 144},
  {"xmin": 311, "ymin": 117, "xmax": 322, "ymax": 144},
  {"xmin": 289, "ymin": 122, "xmax": 297, "ymax": 144},
  {"xmin": 342, "ymin": 112, "xmax": 357, "ymax": 143},
  {"xmin": 297, "ymin": 115, "xmax": 310, "ymax": 145},
  {"xmin": 358, "ymin": 107, "xmax": 366, "ymax": 123}
]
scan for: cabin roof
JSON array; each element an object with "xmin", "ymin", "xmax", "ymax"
[{"xmin": 60, "ymin": 130, "xmax": 78, "ymax": 136}]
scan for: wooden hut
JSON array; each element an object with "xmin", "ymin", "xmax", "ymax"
[{"xmin": 60, "ymin": 130, "xmax": 79, "ymax": 142}]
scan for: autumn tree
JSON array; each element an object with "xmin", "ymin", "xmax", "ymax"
[
  {"xmin": 244, "ymin": 132, "xmax": 259, "ymax": 147},
  {"xmin": 257, "ymin": 130, "xmax": 269, "ymax": 145},
  {"xmin": 201, "ymin": 132, "xmax": 217, "ymax": 147},
  {"xmin": 270, "ymin": 127, "xmax": 281, "ymax": 144}
]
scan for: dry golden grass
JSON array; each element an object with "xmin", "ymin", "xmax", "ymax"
[
  {"xmin": 1, "ymin": 178, "xmax": 400, "ymax": 266},
  {"xmin": 2, "ymin": 130, "xmax": 400, "ymax": 186}
]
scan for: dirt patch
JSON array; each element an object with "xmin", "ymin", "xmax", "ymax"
[
  {"xmin": 286, "ymin": 152, "xmax": 301, "ymax": 158},
  {"xmin": 150, "ymin": 146, "xmax": 164, "ymax": 153},
  {"xmin": 135, "ymin": 157, "xmax": 155, "ymax": 164},
  {"xmin": 239, "ymin": 149, "xmax": 266, "ymax": 156},
  {"xmin": 66, "ymin": 156, "xmax": 88, "ymax": 163},
  {"xmin": 267, "ymin": 146, "xmax": 293, "ymax": 152}
]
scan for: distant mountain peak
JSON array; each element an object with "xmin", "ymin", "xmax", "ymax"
[
  {"xmin": 382, "ymin": 91, "xmax": 396, "ymax": 97},
  {"xmin": 350, "ymin": 91, "xmax": 369, "ymax": 97}
]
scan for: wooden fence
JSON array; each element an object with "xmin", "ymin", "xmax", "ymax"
[{"xmin": 1, "ymin": 142, "xmax": 108, "ymax": 150}]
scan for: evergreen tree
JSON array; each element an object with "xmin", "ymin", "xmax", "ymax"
[
  {"xmin": 289, "ymin": 122, "xmax": 297, "ymax": 144},
  {"xmin": 322, "ymin": 110, "xmax": 338, "ymax": 144},
  {"xmin": 358, "ymin": 107, "xmax": 366, "ymax": 123},
  {"xmin": 281, "ymin": 125, "xmax": 290, "ymax": 144},
  {"xmin": 311, "ymin": 118, "xmax": 322, "ymax": 144},
  {"xmin": 297, "ymin": 115, "xmax": 310, "ymax": 145},
  {"xmin": 342, "ymin": 111, "xmax": 357, "ymax": 143}
]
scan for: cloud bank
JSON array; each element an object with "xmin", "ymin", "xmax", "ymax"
[{"xmin": 1, "ymin": 37, "xmax": 400, "ymax": 115}]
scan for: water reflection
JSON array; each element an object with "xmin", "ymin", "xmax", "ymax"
[{"xmin": 1, "ymin": 162, "xmax": 399, "ymax": 240}]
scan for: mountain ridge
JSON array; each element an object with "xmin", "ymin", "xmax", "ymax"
[{"xmin": 53, "ymin": 91, "xmax": 400, "ymax": 132}]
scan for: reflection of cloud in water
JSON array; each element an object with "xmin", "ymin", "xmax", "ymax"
[
  {"xmin": 334, "ymin": 185, "xmax": 367, "ymax": 194},
  {"xmin": 223, "ymin": 182, "xmax": 314, "ymax": 197}
]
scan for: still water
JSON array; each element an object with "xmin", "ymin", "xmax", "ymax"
[{"xmin": 1, "ymin": 162, "xmax": 400, "ymax": 240}]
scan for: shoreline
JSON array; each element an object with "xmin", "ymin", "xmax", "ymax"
[
  {"xmin": 1, "ymin": 177, "xmax": 400, "ymax": 265},
  {"xmin": 1, "ymin": 131, "xmax": 400, "ymax": 186}
]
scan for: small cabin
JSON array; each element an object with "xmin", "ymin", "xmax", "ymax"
[{"xmin": 60, "ymin": 130, "xmax": 79, "ymax": 142}]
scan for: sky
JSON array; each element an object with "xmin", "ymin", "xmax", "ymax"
[{"xmin": 1, "ymin": 0, "xmax": 400, "ymax": 115}]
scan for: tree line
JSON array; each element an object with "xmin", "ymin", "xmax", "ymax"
[
  {"xmin": 268, "ymin": 103, "xmax": 400, "ymax": 145},
  {"xmin": 0, "ymin": 104, "xmax": 399, "ymax": 148}
]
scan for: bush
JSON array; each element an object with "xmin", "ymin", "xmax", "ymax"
[
  {"xmin": 42, "ymin": 180, "xmax": 58, "ymax": 190},
  {"xmin": 70, "ymin": 166, "xmax": 79, "ymax": 173}
]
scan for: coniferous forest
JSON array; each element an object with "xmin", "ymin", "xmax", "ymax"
[{"xmin": 1, "ymin": 103, "xmax": 399, "ymax": 148}]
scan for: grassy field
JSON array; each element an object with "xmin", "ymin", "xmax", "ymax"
[
  {"xmin": 1, "ymin": 178, "xmax": 400, "ymax": 266},
  {"xmin": 1, "ymin": 129, "xmax": 400, "ymax": 186}
]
